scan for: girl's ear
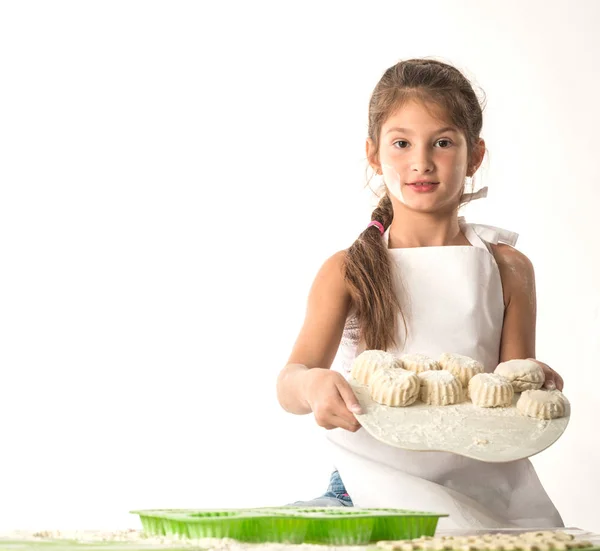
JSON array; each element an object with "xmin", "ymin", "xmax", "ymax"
[
  {"xmin": 468, "ymin": 138, "xmax": 486, "ymax": 177},
  {"xmin": 366, "ymin": 138, "xmax": 382, "ymax": 174}
]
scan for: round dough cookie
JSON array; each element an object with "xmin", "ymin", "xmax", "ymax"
[
  {"xmin": 494, "ymin": 359, "xmax": 545, "ymax": 392},
  {"xmin": 439, "ymin": 352, "xmax": 484, "ymax": 387},
  {"xmin": 468, "ymin": 373, "xmax": 514, "ymax": 408},
  {"xmin": 375, "ymin": 531, "xmax": 590, "ymax": 551},
  {"xmin": 399, "ymin": 353, "xmax": 441, "ymax": 374},
  {"xmin": 418, "ymin": 370, "xmax": 463, "ymax": 406},
  {"xmin": 517, "ymin": 389, "xmax": 568, "ymax": 419},
  {"xmin": 369, "ymin": 367, "xmax": 420, "ymax": 407},
  {"xmin": 350, "ymin": 350, "xmax": 402, "ymax": 385}
]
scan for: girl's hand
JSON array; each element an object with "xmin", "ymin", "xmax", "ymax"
[
  {"xmin": 304, "ymin": 368, "xmax": 362, "ymax": 432},
  {"xmin": 527, "ymin": 358, "xmax": 564, "ymax": 391}
]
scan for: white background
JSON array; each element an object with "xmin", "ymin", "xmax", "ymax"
[{"xmin": 1, "ymin": 0, "xmax": 599, "ymax": 533}]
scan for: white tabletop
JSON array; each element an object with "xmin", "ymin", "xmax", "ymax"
[{"xmin": 0, "ymin": 527, "xmax": 598, "ymax": 550}]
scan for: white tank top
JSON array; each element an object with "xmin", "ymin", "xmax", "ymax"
[{"xmin": 327, "ymin": 217, "xmax": 563, "ymax": 529}]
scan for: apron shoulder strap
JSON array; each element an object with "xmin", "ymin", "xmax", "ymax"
[{"xmin": 459, "ymin": 217, "xmax": 519, "ymax": 248}]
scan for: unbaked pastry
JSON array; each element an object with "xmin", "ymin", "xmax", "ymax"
[
  {"xmin": 350, "ymin": 350, "xmax": 402, "ymax": 385},
  {"xmin": 399, "ymin": 353, "xmax": 441, "ymax": 374},
  {"xmin": 369, "ymin": 367, "xmax": 420, "ymax": 407},
  {"xmin": 494, "ymin": 358, "xmax": 545, "ymax": 391},
  {"xmin": 468, "ymin": 373, "xmax": 514, "ymax": 407},
  {"xmin": 418, "ymin": 370, "xmax": 463, "ymax": 406},
  {"xmin": 517, "ymin": 389, "xmax": 568, "ymax": 420},
  {"xmin": 439, "ymin": 352, "xmax": 484, "ymax": 387},
  {"xmin": 376, "ymin": 530, "xmax": 592, "ymax": 551}
]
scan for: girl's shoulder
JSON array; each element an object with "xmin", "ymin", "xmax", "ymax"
[
  {"xmin": 318, "ymin": 249, "xmax": 348, "ymax": 276},
  {"xmin": 462, "ymin": 217, "xmax": 528, "ymax": 272},
  {"xmin": 490, "ymin": 242, "xmax": 534, "ymax": 273},
  {"xmin": 311, "ymin": 249, "xmax": 351, "ymax": 296},
  {"xmin": 490, "ymin": 243, "xmax": 535, "ymax": 308}
]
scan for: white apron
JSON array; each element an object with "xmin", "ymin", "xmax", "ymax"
[{"xmin": 326, "ymin": 217, "xmax": 563, "ymax": 529}]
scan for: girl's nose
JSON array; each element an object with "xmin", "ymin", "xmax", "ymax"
[{"xmin": 410, "ymin": 145, "xmax": 435, "ymax": 173}]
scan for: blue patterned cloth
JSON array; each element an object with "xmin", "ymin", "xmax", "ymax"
[{"xmin": 287, "ymin": 470, "xmax": 353, "ymax": 507}]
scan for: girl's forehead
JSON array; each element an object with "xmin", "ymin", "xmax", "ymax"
[{"xmin": 383, "ymin": 101, "xmax": 453, "ymax": 131}]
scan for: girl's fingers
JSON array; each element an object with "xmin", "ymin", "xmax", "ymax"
[
  {"xmin": 332, "ymin": 412, "xmax": 361, "ymax": 432},
  {"xmin": 336, "ymin": 380, "xmax": 363, "ymax": 414},
  {"xmin": 527, "ymin": 358, "xmax": 564, "ymax": 391},
  {"xmin": 553, "ymin": 371, "xmax": 564, "ymax": 391},
  {"xmin": 542, "ymin": 369, "xmax": 556, "ymax": 390}
]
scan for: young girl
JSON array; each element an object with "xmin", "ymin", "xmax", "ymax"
[{"xmin": 276, "ymin": 58, "xmax": 565, "ymax": 528}]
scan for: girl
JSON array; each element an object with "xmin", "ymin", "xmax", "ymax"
[{"xmin": 276, "ymin": 58, "xmax": 565, "ymax": 528}]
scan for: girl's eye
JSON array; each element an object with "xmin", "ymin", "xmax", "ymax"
[{"xmin": 392, "ymin": 139, "xmax": 453, "ymax": 149}]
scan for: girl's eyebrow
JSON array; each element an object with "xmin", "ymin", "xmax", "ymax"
[{"xmin": 385, "ymin": 126, "xmax": 459, "ymax": 135}]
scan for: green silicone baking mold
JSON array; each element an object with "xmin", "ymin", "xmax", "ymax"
[{"xmin": 130, "ymin": 507, "xmax": 447, "ymax": 545}]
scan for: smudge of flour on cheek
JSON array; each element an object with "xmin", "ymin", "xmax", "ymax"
[{"xmin": 381, "ymin": 163, "xmax": 406, "ymax": 204}]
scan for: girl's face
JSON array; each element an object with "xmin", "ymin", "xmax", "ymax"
[{"xmin": 370, "ymin": 100, "xmax": 483, "ymax": 213}]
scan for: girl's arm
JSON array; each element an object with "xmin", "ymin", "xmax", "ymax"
[
  {"xmin": 276, "ymin": 251, "xmax": 362, "ymax": 431},
  {"xmin": 492, "ymin": 244, "xmax": 564, "ymax": 390}
]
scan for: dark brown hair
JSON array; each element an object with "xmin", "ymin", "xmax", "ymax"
[{"xmin": 344, "ymin": 58, "xmax": 486, "ymax": 351}]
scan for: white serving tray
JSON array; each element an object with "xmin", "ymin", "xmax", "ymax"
[{"xmin": 350, "ymin": 379, "xmax": 570, "ymax": 462}]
